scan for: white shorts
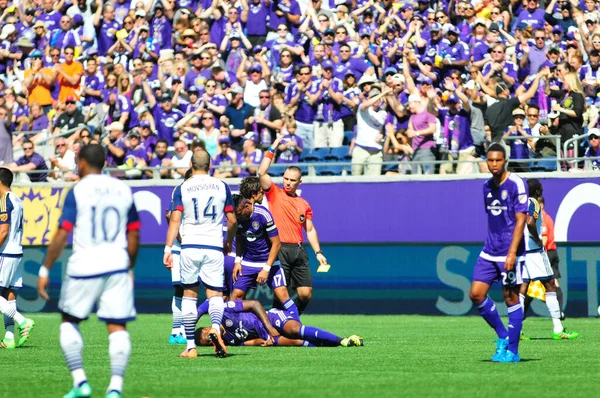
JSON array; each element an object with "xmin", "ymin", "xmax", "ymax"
[
  {"xmin": 180, "ymin": 247, "xmax": 224, "ymax": 291},
  {"xmin": 58, "ymin": 271, "xmax": 136, "ymax": 323},
  {"xmin": 523, "ymin": 251, "xmax": 554, "ymax": 282},
  {"xmin": 171, "ymin": 249, "xmax": 181, "ymax": 286},
  {"xmin": 0, "ymin": 255, "xmax": 23, "ymax": 290}
]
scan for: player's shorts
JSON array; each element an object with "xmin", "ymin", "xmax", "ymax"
[
  {"xmin": 547, "ymin": 249, "xmax": 560, "ymax": 279},
  {"xmin": 180, "ymin": 246, "xmax": 224, "ymax": 291},
  {"xmin": 233, "ymin": 262, "xmax": 287, "ymax": 293},
  {"xmin": 523, "ymin": 250, "xmax": 554, "ymax": 282},
  {"xmin": 171, "ymin": 248, "xmax": 181, "ymax": 286},
  {"xmin": 0, "ymin": 255, "xmax": 23, "ymax": 290},
  {"xmin": 279, "ymin": 243, "xmax": 312, "ymax": 288},
  {"xmin": 473, "ymin": 253, "xmax": 524, "ymax": 286},
  {"xmin": 223, "ymin": 255, "xmax": 236, "ymax": 296},
  {"xmin": 58, "ymin": 271, "xmax": 136, "ymax": 323},
  {"xmin": 268, "ymin": 308, "xmax": 296, "ymax": 331}
]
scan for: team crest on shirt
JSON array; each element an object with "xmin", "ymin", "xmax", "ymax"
[
  {"xmin": 299, "ymin": 214, "xmax": 305, "ymax": 223},
  {"xmin": 501, "ymin": 190, "xmax": 508, "ymax": 200},
  {"xmin": 225, "ymin": 320, "xmax": 233, "ymax": 327},
  {"xmin": 0, "ymin": 213, "xmax": 7, "ymax": 222},
  {"xmin": 518, "ymin": 194, "xmax": 527, "ymax": 204},
  {"xmin": 252, "ymin": 221, "xmax": 259, "ymax": 230}
]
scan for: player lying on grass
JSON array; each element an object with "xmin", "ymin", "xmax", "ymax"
[{"xmin": 194, "ymin": 299, "xmax": 363, "ymax": 347}]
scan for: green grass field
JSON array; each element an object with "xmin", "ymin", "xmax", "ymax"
[{"xmin": 2, "ymin": 314, "xmax": 598, "ymax": 398}]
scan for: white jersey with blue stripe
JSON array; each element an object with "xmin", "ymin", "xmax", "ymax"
[
  {"xmin": 171, "ymin": 174, "xmax": 234, "ymax": 250},
  {"xmin": 59, "ymin": 174, "xmax": 140, "ymax": 278},
  {"xmin": 524, "ymin": 197, "xmax": 543, "ymax": 252},
  {"xmin": 0, "ymin": 192, "xmax": 24, "ymax": 256}
]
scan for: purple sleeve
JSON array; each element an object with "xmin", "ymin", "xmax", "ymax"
[
  {"xmin": 481, "ymin": 62, "xmax": 491, "ymax": 76},
  {"xmin": 513, "ymin": 179, "xmax": 529, "ymax": 214},
  {"xmin": 32, "ymin": 154, "xmax": 46, "ymax": 168},
  {"xmin": 457, "ymin": 43, "xmax": 469, "ymax": 62},
  {"xmin": 261, "ymin": 209, "xmax": 278, "ymax": 238},
  {"xmin": 15, "ymin": 157, "xmax": 27, "ymax": 166},
  {"xmin": 224, "ymin": 183, "xmax": 234, "ymax": 212},
  {"xmin": 506, "ymin": 63, "xmax": 518, "ymax": 81},
  {"xmin": 290, "ymin": 1, "xmax": 301, "ymax": 15},
  {"xmin": 58, "ymin": 188, "xmax": 77, "ymax": 231}
]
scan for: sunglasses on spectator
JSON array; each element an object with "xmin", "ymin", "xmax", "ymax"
[
  {"xmin": 492, "ymin": 50, "xmax": 504, "ymax": 53},
  {"xmin": 260, "ymin": 95, "xmax": 271, "ymax": 99},
  {"xmin": 205, "ymin": 84, "xmax": 216, "ymax": 88},
  {"xmin": 66, "ymin": 101, "xmax": 76, "ymax": 105},
  {"xmin": 81, "ymin": 134, "xmax": 90, "ymax": 138},
  {"xmin": 278, "ymin": 27, "xmax": 288, "ymax": 31},
  {"xmin": 298, "ymin": 72, "xmax": 309, "ymax": 76},
  {"xmin": 203, "ymin": 117, "xmax": 214, "ymax": 120},
  {"xmin": 527, "ymin": 113, "xmax": 539, "ymax": 117},
  {"xmin": 32, "ymin": 56, "xmax": 42, "ymax": 60},
  {"xmin": 51, "ymin": 53, "xmax": 60, "ymax": 57},
  {"xmin": 587, "ymin": 20, "xmax": 597, "ymax": 24},
  {"xmin": 23, "ymin": 146, "xmax": 33, "ymax": 150},
  {"xmin": 491, "ymin": 11, "xmax": 500, "ymax": 14},
  {"xmin": 57, "ymin": 143, "xmax": 67, "ymax": 147},
  {"xmin": 319, "ymin": 19, "xmax": 328, "ymax": 22},
  {"xmin": 336, "ymin": 30, "xmax": 346, "ymax": 34},
  {"xmin": 64, "ymin": 51, "xmax": 74, "ymax": 55},
  {"xmin": 124, "ymin": 20, "xmax": 133, "ymax": 24},
  {"xmin": 201, "ymin": 56, "xmax": 210, "ymax": 60}
]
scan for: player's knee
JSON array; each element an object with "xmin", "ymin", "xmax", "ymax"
[
  {"xmin": 297, "ymin": 288, "xmax": 312, "ymax": 302},
  {"xmin": 469, "ymin": 290, "xmax": 484, "ymax": 304},
  {"xmin": 543, "ymin": 280, "xmax": 557, "ymax": 292},
  {"xmin": 285, "ymin": 321, "xmax": 302, "ymax": 338}
]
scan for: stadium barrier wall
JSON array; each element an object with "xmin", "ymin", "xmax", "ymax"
[{"xmin": 13, "ymin": 175, "xmax": 600, "ymax": 316}]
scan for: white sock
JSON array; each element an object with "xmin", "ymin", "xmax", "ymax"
[
  {"xmin": 546, "ymin": 292, "xmax": 564, "ymax": 334},
  {"xmin": 0, "ymin": 296, "xmax": 25, "ymax": 325},
  {"xmin": 519, "ymin": 293, "xmax": 525, "ymax": 310},
  {"xmin": 60, "ymin": 322, "xmax": 87, "ymax": 387},
  {"xmin": 171, "ymin": 296, "xmax": 183, "ymax": 336},
  {"xmin": 181, "ymin": 297, "xmax": 198, "ymax": 350},
  {"xmin": 4, "ymin": 300, "xmax": 16, "ymax": 339},
  {"xmin": 208, "ymin": 296, "xmax": 224, "ymax": 333},
  {"xmin": 107, "ymin": 330, "xmax": 131, "ymax": 394}
]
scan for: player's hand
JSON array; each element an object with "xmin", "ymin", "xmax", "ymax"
[
  {"xmin": 261, "ymin": 336, "xmax": 274, "ymax": 347},
  {"xmin": 268, "ymin": 327, "xmax": 280, "ymax": 338},
  {"xmin": 223, "ymin": 241, "xmax": 233, "ymax": 255},
  {"xmin": 316, "ymin": 252, "xmax": 327, "ymax": 266},
  {"xmin": 164, "ymin": 252, "xmax": 173, "ymax": 269},
  {"xmin": 504, "ymin": 251, "xmax": 516, "ymax": 271},
  {"xmin": 233, "ymin": 262, "xmax": 242, "ymax": 282},
  {"xmin": 256, "ymin": 269, "xmax": 269, "ymax": 285},
  {"xmin": 37, "ymin": 276, "xmax": 50, "ymax": 301}
]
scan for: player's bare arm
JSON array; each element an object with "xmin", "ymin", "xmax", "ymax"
[
  {"xmin": 224, "ymin": 210, "xmax": 237, "ymax": 255},
  {"xmin": 163, "ymin": 210, "xmax": 182, "ymax": 269},
  {"xmin": 257, "ymin": 136, "xmax": 284, "ymax": 191},
  {"xmin": 257, "ymin": 234, "xmax": 281, "ymax": 285},
  {"xmin": 305, "ymin": 219, "xmax": 327, "ymax": 266},
  {"xmin": 127, "ymin": 229, "xmax": 140, "ymax": 271},
  {"xmin": 233, "ymin": 232, "xmax": 245, "ymax": 282},
  {"xmin": 525, "ymin": 214, "xmax": 542, "ymax": 247},
  {"xmin": 37, "ymin": 227, "xmax": 70, "ymax": 301},
  {"xmin": 505, "ymin": 212, "xmax": 526, "ymax": 272},
  {"xmin": 0, "ymin": 222, "xmax": 8, "ymax": 247},
  {"xmin": 242, "ymin": 300, "xmax": 280, "ymax": 338}
]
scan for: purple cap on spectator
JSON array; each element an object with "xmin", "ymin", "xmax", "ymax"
[
  {"xmin": 422, "ymin": 57, "xmax": 433, "ymax": 65},
  {"xmin": 359, "ymin": 30, "xmax": 371, "ymax": 38},
  {"xmin": 252, "ymin": 45, "xmax": 262, "ymax": 54},
  {"xmin": 418, "ymin": 76, "xmax": 433, "ymax": 85},
  {"xmin": 400, "ymin": 4, "xmax": 413, "ymax": 11},
  {"xmin": 73, "ymin": 14, "xmax": 84, "ymax": 25},
  {"xmin": 445, "ymin": 25, "xmax": 459, "ymax": 35},
  {"xmin": 430, "ymin": 22, "xmax": 442, "ymax": 32},
  {"xmin": 87, "ymin": 47, "xmax": 98, "ymax": 56},
  {"xmin": 552, "ymin": 25, "xmax": 564, "ymax": 34},
  {"xmin": 188, "ymin": 85, "xmax": 199, "ymax": 93},
  {"xmin": 565, "ymin": 32, "xmax": 575, "ymax": 40},
  {"xmin": 218, "ymin": 135, "xmax": 231, "ymax": 144},
  {"xmin": 384, "ymin": 66, "xmax": 397, "ymax": 75},
  {"xmin": 249, "ymin": 64, "xmax": 262, "ymax": 73},
  {"xmin": 140, "ymin": 120, "xmax": 151, "ymax": 128},
  {"xmin": 446, "ymin": 94, "xmax": 459, "ymax": 103},
  {"xmin": 322, "ymin": 60, "xmax": 334, "ymax": 70}
]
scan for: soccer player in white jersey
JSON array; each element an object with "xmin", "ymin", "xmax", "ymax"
[
  {"xmin": 164, "ymin": 150, "xmax": 237, "ymax": 359},
  {"xmin": 37, "ymin": 144, "xmax": 140, "ymax": 398},
  {"xmin": 519, "ymin": 179, "xmax": 579, "ymax": 340},
  {"xmin": 0, "ymin": 167, "xmax": 35, "ymax": 349}
]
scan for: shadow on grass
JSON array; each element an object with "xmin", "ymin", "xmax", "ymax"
[
  {"xmin": 195, "ymin": 353, "xmax": 248, "ymax": 358},
  {"xmin": 528, "ymin": 337, "xmax": 554, "ymax": 341}
]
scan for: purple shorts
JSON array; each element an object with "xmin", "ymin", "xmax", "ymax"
[
  {"xmin": 233, "ymin": 265, "xmax": 287, "ymax": 293},
  {"xmin": 473, "ymin": 255, "xmax": 524, "ymax": 286},
  {"xmin": 268, "ymin": 308, "xmax": 296, "ymax": 331}
]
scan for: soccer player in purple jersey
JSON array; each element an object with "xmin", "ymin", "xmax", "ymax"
[
  {"xmin": 230, "ymin": 180, "xmax": 300, "ymax": 320},
  {"xmin": 194, "ymin": 300, "xmax": 363, "ymax": 348},
  {"xmin": 469, "ymin": 143, "xmax": 528, "ymax": 363}
]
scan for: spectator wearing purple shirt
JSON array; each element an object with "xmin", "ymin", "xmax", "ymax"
[
  {"xmin": 102, "ymin": 121, "xmax": 127, "ymax": 167},
  {"xmin": 268, "ymin": 0, "xmax": 301, "ymax": 36},
  {"xmin": 285, "ymin": 65, "xmax": 319, "ymax": 148},
  {"xmin": 264, "ymin": 24, "xmax": 301, "ymax": 68},
  {"xmin": 122, "ymin": 128, "xmax": 149, "ymax": 178},
  {"xmin": 504, "ymin": 108, "xmax": 533, "ymax": 172},
  {"xmin": 93, "ymin": 0, "xmax": 121, "ymax": 55},
  {"xmin": 37, "ymin": 0, "xmax": 63, "ymax": 33},
  {"xmin": 246, "ymin": 0, "xmax": 270, "ymax": 46},
  {"xmin": 0, "ymin": 24, "xmax": 22, "ymax": 75},
  {"xmin": 211, "ymin": 6, "xmax": 248, "ymax": 50},
  {"xmin": 200, "ymin": 79, "xmax": 227, "ymax": 128},
  {"xmin": 313, "ymin": 60, "xmax": 344, "ymax": 148},
  {"xmin": 333, "ymin": 43, "xmax": 374, "ymax": 81},
  {"xmin": 144, "ymin": 85, "xmax": 185, "ymax": 146},
  {"xmin": 139, "ymin": 121, "xmax": 158, "ymax": 158},
  {"xmin": 144, "ymin": 139, "xmax": 173, "ymax": 179},
  {"xmin": 150, "ymin": 2, "xmax": 174, "ymax": 51},
  {"xmin": 81, "ymin": 58, "xmax": 104, "ymax": 107},
  {"xmin": 406, "ymin": 94, "xmax": 437, "ymax": 175},
  {"xmin": 28, "ymin": 103, "xmax": 50, "ymax": 131},
  {"xmin": 276, "ymin": 123, "xmax": 304, "ymax": 163},
  {"xmin": 481, "ymin": 44, "xmax": 518, "ymax": 88},
  {"xmin": 131, "ymin": 25, "xmax": 160, "ymax": 62},
  {"xmin": 456, "ymin": 3, "xmax": 476, "ymax": 43},
  {"xmin": 212, "ymin": 135, "xmax": 240, "ymax": 179},
  {"xmin": 512, "ymin": 0, "xmax": 546, "ymax": 34},
  {"xmin": 7, "ymin": 140, "xmax": 48, "ymax": 182},
  {"xmin": 238, "ymin": 138, "xmax": 264, "ymax": 177},
  {"xmin": 438, "ymin": 25, "xmax": 470, "ymax": 77},
  {"xmin": 49, "ymin": 15, "xmax": 82, "ymax": 53},
  {"xmin": 584, "ymin": 129, "xmax": 600, "ymax": 171}
]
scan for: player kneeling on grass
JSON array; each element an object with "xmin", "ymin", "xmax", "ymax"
[
  {"xmin": 519, "ymin": 179, "xmax": 578, "ymax": 341},
  {"xmin": 230, "ymin": 188, "xmax": 300, "ymax": 320},
  {"xmin": 195, "ymin": 299, "xmax": 363, "ymax": 347}
]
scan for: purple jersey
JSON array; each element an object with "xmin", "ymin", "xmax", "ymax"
[
  {"xmin": 237, "ymin": 205, "xmax": 278, "ymax": 265},
  {"xmin": 152, "ymin": 105, "xmax": 185, "ymax": 146},
  {"xmin": 197, "ymin": 300, "xmax": 270, "ymax": 346},
  {"xmin": 16, "ymin": 153, "xmax": 48, "ymax": 182},
  {"xmin": 106, "ymin": 136, "xmax": 127, "ymax": 167},
  {"xmin": 246, "ymin": 1, "xmax": 269, "ymax": 36},
  {"xmin": 277, "ymin": 134, "xmax": 303, "ymax": 163},
  {"xmin": 96, "ymin": 19, "xmax": 121, "ymax": 55},
  {"xmin": 482, "ymin": 174, "xmax": 528, "ymax": 258},
  {"xmin": 285, "ymin": 80, "xmax": 318, "ymax": 124}
]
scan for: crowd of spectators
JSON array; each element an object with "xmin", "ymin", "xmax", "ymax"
[{"xmin": 0, "ymin": 0, "xmax": 599, "ymax": 182}]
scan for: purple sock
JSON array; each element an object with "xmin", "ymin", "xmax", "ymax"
[
  {"xmin": 300, "ymin": 325, "xmax": 343, "ymax": 347},
  {"xmin": 283, "ymin": 299, "xmax": 300, "ymax": 321},
  {"xmin": 476, "ymin": 297, "xmax": 508, "ymax": 339},
  {"xmin": 507, "ymin": 303, "xmax": 523, "ymax": 354},
  {"xmin": 302, "ymin": 341, "xmax": 315, "ymax": 347}
]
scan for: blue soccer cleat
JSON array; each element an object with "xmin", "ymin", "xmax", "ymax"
[
  {"xmin": 168, "ymin": 335, "xmax": 178, "ymax": 345},
  {"xmin": 63, "ymin": 382, "xmax": 92, "ymax": 398},
  {"xmin": 176, "ymin": 333, "xmax": 187, "ymax": 344},
  {"xmin": 491, "ymin": 338, "xmax": 508, "ymax": 362},
  {"xmin": 497, "ymin": 350, "xmax": 520, "ymax": 363},
  {"xmin": 106, "ymin": 390, "xmax": 122, "ymax": 398}
]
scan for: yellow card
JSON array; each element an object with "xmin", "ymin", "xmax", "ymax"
[{"xmin": 317, "ymin": 264, "xmax": 331, "ymax": 273}]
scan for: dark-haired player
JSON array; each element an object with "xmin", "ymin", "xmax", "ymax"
[
  {"xmin": 519, "ymin": 179, "xmax": 578, "ymax": 340},
  {"xmin": 258, "ymin": 136, "xmax": 328, "ymax": 314},
  {"xmin": 194, "ymin": 299, "xmax": 363, "ymax": 348},
  {"xmin": 0, "ymin": 167, "xmax": 35, "ymax": 349},
  {"xmin": 469, "ymin": 143, "xmax": 527, "ymax": 363},
  {"xmin": 38, "ymin": 144, "xmax": 140, "ymax": 398}
]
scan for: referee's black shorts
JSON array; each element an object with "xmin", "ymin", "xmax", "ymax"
[
  {"xmin": 279, "ymin": 243, "xmax": 312, "ymax": 289},
  {"xmin": 547, "ymin": 249, "xmax": 560, "ymax": 279}
]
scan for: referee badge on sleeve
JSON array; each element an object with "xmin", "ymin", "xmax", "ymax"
[
  {"xmin": 0, "ymin": 213, "xmax": 7, "ymax": 222},
  {"xmin": 299, "ymin": 214, "xmax": 305, "ymax": 223}
]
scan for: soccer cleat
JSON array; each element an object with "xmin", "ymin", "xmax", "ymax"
[
  {"xmin": 491, "ymin": 338, "xmax": 509, "ymax": 362},
  {"xmin": 553, "ymin": 328, "xmax": 580, "ymax": 340},
  {"xmin": 169, "ymin": 335, "xmax": 178, "ymax": 345},
  {"xmin": 176, "ymin": 333, "xmax": 187, "ymax": 344},
  {"xmin": 0, "ymin": 337, "xmax": 16, "ymax": 349},
  {"xmin": 520, "ymin": 332, "xmax": 530, "ymax": 341},
  {"xmin": 63, "ymin": 382, "xmax": 92, "ymax": 398},
  {"xmin": 341, "ymin": 335, "xmax": 364, "ymax": 347},
  {"xmin": 208, "ymin": 329, "xmax": 227, "ymax": 358},
  {"xmin": 497, "ymin": 350, "xmax": 520, "ymax": 363},
  {"xmin": 106, "ymin": 390, "xmax": 122, "ymax": 398},
  {"xmin": 180, "ymin": 348, "xmax": 198, "ymax": 358},
  {"xmin": 17, "ymin": 318, "xmax": 35, "ymax": 347}
]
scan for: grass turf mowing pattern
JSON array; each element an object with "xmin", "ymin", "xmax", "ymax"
[{"xmin": 2, "ymin": 314, "xmax": 597, "ymax": 397}]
